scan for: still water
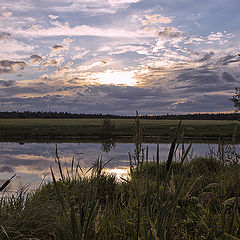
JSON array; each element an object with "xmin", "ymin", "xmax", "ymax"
[{"xmin": 0, "ymin": 141, "xmax": 218, "ymax": 192}]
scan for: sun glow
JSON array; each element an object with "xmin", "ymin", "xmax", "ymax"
[
  {"xmin": 105, "ymin": 167, "xmax": 130, "ymax": 180},
  {"xmin": 94, "ymin": 70, "xmax": 138, "ymax": 86}
]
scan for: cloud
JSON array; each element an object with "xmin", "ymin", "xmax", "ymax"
[
  {"xmin": 0, "ymin": 39, "xmax": 35, "ymax": 60},
  {"xmin": 42, "ymin": 58, "xmax": 62, "ymax": 67},
  {"xmin": 52, "ymin": 44, "xmax": 66, "ymax": 51},
  {"xmin": 140, "ymin": 14, "xmax": 172, "ymax": 25},
  {"xmin": 157, "ymin": 27, "xmax": 184, "ymax": 38},
  {"xmin": 30, "ymin": 54, "xmax": 43, "ymax": 64},
  {"xmin": 207, "ymin": 32, "xmax": 223, "ymax": 41},
  {"xmin": 63, "ymin": 38, "xmax": 73, "ymax": 45},
  {"xmin": 73, "ymin": 50, "xmax": 89, "ymax": 59},
  {"xmin": 0, "ymin": 166, "xmax": 15, "ymax": 173},
  {"xmin": 51, "ymin": 0, "xmax": 141, "ymax": 14},
  {"xmin": 11, "ymin": 22, "xmax": 152, "ymax": 38},
  {"xmin": 0, "ymin": 60, "xmax": 27, "ymax": 74},
  {"xmin": 197, "ymin": 51, "xmax": 214, "ymax": 62},
  {"xmin": 0, "ymin": 80, "xmax": 16, "ymax": 86},
  {"xmin": 98, "ymin": 44, "xmax": 148, "ymax": 55},
  {"xmin": 48, "ymin": 14, "xmax": 58, "ymax": 20},
  {"xmin": 217, "ymin": 55, "xmax": 240, "ymax": 66},
  {"xmin": 0, "ymin": 12, "xmax": 12, "ymax": 18},
  {"xmin": 172, "ymin": 94, "xmax": 233, "ymax": 113},
  {"xmin": 222, "ymin": 72, "xmax": 236, "ymax": 82},
  {"xmin": 0, "ymin": 32, "xmax": 11, "ymax": 40}
]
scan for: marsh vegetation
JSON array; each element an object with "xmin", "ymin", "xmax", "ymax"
[{"xmin": 0, "ymin": 118, "xmax": 239, "ymax": 141}]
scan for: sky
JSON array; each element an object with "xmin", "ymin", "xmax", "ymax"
[{"xmin": 0, "ymin": 0, "xmax": 240, "ymax": 115}]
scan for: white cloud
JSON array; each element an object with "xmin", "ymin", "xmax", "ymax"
[
  {"xmin": 42, "ymin": 57, "xmax": 63, "ymax": 66},
  {"xmin": 49, "ymin": 15, "xmax": 59, "ymax": 20},
  {"xmin": 51, "ymin": 0, "xmax": 141, "ymax": 14},
  {"xmin": 9, "ymin": 22, "xmax": 154, "ymax": 38},
  {"xmin": 0, "ymin": 39, "xmax": 35, "ymax": 60},
  {"xmin": 0, "ymin": 11, "xmax": 12, "ymax": 18},
  {"xmin": 73, "ymin": 50, "xmax": 89, "ymax": 59},
  {"xmin": 208, "ymin": 32, "xmax": 223, "ymax": 41},
  {"xmin": 140, "ymin": 14, "xmax": 172, "ymax": 25},
  {"xmin": 63, "ymin": 38, "xmax": 73, "ymax": 45}
]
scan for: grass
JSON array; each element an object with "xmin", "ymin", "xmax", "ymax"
[{"xmin": 0, "ymin": 118, "xmax": 239, "ymax": 141}]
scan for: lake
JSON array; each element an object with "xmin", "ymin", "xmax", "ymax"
[{"xmin": 0, "ymin": 141, "xmax": 219, "ymax": 192}]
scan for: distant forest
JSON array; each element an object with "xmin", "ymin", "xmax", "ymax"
[{"xmin": 0, "ymin": 111, "xmax": 239, "ymax": 120}]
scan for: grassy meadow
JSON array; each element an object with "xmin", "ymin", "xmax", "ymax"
[{"xmin": 0, "ymin": 118, "xmax": 239, "ymax": 141}]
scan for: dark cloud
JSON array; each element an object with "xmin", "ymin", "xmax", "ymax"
[
  {"xmin": 30, "ymin": 54, "xmax": 43, "ymax": 64},
  {"xmin": 0, "ymin": 166, "xmax": 15, "ymax": 173},
  {"xmin": 0, "ymin": 32, "xmax": 11, "ymax": 40},
  {"xmin": 175, "ymin": 67, "xmax": 219, "ymax": 85},
  {"xmin": 173, "ymin": 94, "xmax": 233, "ymax": 113},
  {"xmin": 0, "ymin": 60, "xmax": 27, "ymax": 74},
  {"xmin": 222, "ymin": 72, "xmax": 236, "ymax": 82},
  {"xmin": 52, "ymin": 44, "xmax": 64, "ymax": 50},
  {"xmin": 42, "ymin": 59, "xmax": 60, "ymax": 66},
  {"xmin": 0, "ymin": 80, "xmax": 16, "ymax": 87},
  {"xmin": 157, "ymin": 27, "xmax": 184, "ymax": 38},
  {"xmin": 217, "ymin": 55, "xmax": 240, "ymax": 65},
  {"xmin": 197, "ymin": 52, "xmax": 214, "ymax": 62}
]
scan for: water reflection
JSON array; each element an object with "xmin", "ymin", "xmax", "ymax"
[
  {"xmin": 0, "ymin": 141, "xmax": 218, "ymax": 192},
  {"xmin": 101, "ymin": 140, "xmax": 116, "ymax": 153}
]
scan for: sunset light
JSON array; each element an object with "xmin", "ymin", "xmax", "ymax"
[
  {"xmin": 0, "ymin": 0, "xmax": 239, "ymax": 114},
  {"xmin": 94, "ymin": 70, "xmax": 138, "ymax": 86}
]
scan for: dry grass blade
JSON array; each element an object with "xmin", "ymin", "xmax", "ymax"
[
  {"xmin": 224, "ymin": 233, "xmax": 240, "ymax": 240},
  {"xmin": 185, "ymin": 175, "xmax": 203, "ymax": 200},
  {"xmin": 147, "ymin": 216, "xmax": 159, "ymax": 240},
  {"xmin": 1, "ymin": 226, "xmax": 10, "ymax": 240}
]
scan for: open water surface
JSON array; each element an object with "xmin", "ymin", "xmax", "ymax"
[{"xmin": 0, "ymin": 141, "xmax": 219, "ymax": 192}]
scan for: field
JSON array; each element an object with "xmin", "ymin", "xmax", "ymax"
[{"xmin": 0, "ymin": 118, "xmax": 239, "ymax": 141}]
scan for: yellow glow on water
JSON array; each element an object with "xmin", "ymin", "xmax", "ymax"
[
  {"xmin": 94, "ymin": 70, "xmax": 138, "ymax": 86},
  {"xmin": 105, "ymin": 167, "xmax": 129, "ymax": 180}
]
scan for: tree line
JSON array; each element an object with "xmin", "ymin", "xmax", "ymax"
[{"xmin": 0, "ymin": 111, "xmax": 239, "ymax": 120}]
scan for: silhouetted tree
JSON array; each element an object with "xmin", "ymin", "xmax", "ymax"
[{"xmin": 230, "ymin": 88, "xmax": 240, "ymax": 111}]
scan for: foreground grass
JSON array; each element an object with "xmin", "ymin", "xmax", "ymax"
[
  {"xmin": 0, "ymin": 118, "xmax": 239, "ymax": 140},
  {"xmin": 0, "ymin": 156, "xmax": 239, "ymax": 240}
]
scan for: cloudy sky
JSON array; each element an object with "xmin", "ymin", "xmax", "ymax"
[{"xmin": 0, "ymin": 0, "xmax": 240, "ymax": 115}]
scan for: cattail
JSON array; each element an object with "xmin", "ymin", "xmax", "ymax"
[
  {"xmin": 166, "ymin": 121, "xmax": 181, "ymax": 171},
  {"xmin": 0, "ymin": 174, "xmax": 16, "ymax": 192}
]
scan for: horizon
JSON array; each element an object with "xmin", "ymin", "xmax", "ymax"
[
  {"xmin": 0, "ymin": 110, "xmax": 238, "ymax": 117},
  {"xmin": 0, "ymin": 0, "xmax": 240, "ymax": 114}
]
